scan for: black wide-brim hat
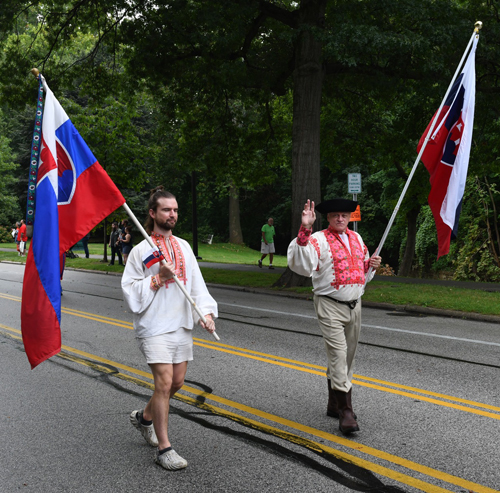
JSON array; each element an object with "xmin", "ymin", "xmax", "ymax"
[{"xmin": 315, "ymin": 198, "xmax": 358, "ymax": 214}]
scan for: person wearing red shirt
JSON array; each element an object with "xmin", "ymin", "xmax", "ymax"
[{"xmin": 17, "ymin": 220, "xmax": 28, "ymax": 256}]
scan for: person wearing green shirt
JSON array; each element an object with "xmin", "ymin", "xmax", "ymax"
[{"xmin": 258, "ymin": 218, "xmax": 275, "ymax": 269}]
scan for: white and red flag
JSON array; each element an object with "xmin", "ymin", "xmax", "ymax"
[
  {"xmin": 21, "ymin": 81, "xmax": 125, "ymax": 369},
  {"xmin": 417, "ymin": 36, "xmax": 478, "ymax": 258}
]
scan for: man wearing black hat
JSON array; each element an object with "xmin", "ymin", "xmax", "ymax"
[{"xmin": 288, "ymin": 198, "xmax": 381, "ymax": 435}]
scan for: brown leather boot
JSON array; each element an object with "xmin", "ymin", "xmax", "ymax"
[
  {"xmin": 334, "ymin": 389, "xmax": 360, "ymax": 435},
  {"xmin": 346, "ymin": 388, "xmax": 357, "ymax": 420},
  {"xmin": 328, "ymin": 383, "xmax": 357, "ymax": 420},
  {"xmin": 327, "ymin": 379, "xmax": 339, "ymax": 418}
]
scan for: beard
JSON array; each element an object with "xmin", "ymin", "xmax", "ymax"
[{"xmin": 155, "ymin": 218, "xmax": 176, "ymax": 231}]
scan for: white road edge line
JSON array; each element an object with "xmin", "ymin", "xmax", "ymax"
[{"xmin": 218, "ymin": 302, "xmax": 500, "ymax": 347}]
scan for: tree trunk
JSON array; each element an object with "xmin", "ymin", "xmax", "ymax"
[
  {"xmin": 274, "ymin": 0, "xmax": 326, "ymax": 288},
  {"xmin": 398, "ymin": 205, "xmax": 420, "ymax": 277},
  {"xmin": 229, "ymin": 182, "xmax": 244, "ymax": 244},
  {"xmin": 273, "ymin": 267, "xmax": 313, "ymax": 289}
]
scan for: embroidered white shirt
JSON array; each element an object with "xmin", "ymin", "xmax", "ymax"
[
  {"xmin": 287, "ymin": 227, "xmax": 374, "ymax": 301},
  {"xmin": 122, "ymin": 236, "xmax": 218, "ymax": 339}
]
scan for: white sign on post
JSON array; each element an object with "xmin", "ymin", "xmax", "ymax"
[{"xmin": 348, "ymin": 173, "xmax": 362, "ymax": 194}]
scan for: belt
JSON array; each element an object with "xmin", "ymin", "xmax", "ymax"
[{"xmin": 323, "ymin": 296, "xmax": 359, "ymax": 310}]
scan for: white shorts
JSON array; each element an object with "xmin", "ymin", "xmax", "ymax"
[
  {"xmin": 137, "ymin": 328, "xmax": 193, "ymax": 364},
  {"xmin": 260, "ymin": 242, "xmax": 275, "ymax": 254}
]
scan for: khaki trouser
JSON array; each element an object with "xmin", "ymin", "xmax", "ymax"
[{"xmin": 314, "ymin": 295, "xmax": 361, "ymax": 392}]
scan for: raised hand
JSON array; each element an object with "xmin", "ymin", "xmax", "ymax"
[{"xmin": 301, "ymin": 199, "xmax": 316, "ymax": 229}]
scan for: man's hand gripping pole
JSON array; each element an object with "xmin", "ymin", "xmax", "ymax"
[{"xmin": 122, "ymin": 203, "xmax": 220, "ymax": 341}]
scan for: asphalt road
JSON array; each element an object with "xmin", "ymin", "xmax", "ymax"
[{"xmin": 0, "ymin": 263, "xmax": 499, "ymax": 492}]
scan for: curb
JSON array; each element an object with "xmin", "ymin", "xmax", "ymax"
[
  {"xmin": 0, "ymin": 261, "xmax": 123, "ymax": 277},
  {"xmin": 65, "ymin": 267, "xmax": 123, "ymax": 277},
  {"xmin": 2, "ymin": 260, "xmax": 499, "ymax": 324},
  {"xmin": 362, "ymin": 301, "xmax": 500, "ymax": 324},
  {"xmin": 207, "ymin": 283, "xmax": 500, "ymax": 325}
]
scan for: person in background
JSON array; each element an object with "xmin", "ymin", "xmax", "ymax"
[
  {"xmin": 17, "ymin": 220, "xmax": 27, "ymax": 256},
  {"xmin": 108, "ymin": 221, "xmax": 123, "ymax": 266},
  {"xmin": 120, "ymin": 226, "xmax": 133, "ymax": 265},
  {"xmin": 81, "ymin": 232, "xmax": 90, "ymax": 258},
  {"xmin": 258, "ymin": 217, "xmax": 275, "ymax": 269},
  {"xmin": 13, "ymin": 222, "xmax": 19, "ymax": 253}
]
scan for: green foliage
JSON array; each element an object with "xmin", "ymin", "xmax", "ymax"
[
  {"xmin": 62, "ymin": 94, "xmax": 153, "ymax": 192},
  {"xmin": 0, "ymin": 114, "xmax": 22, "ymax": 226},
  {"xmin": 452, "ymin": 175, "xmax": 500, "ymax": 281},
  {"xmin": 414, "ymin": 206, "xmax": 439, "ymax": 273},
  {"xmin": 0, "ymin": 14, "xmax": 156, "ymax": 222},
  {"xmin": 0, "ymin": 226, "xmax": 15, "ymax": 243},
  {"xmin": 413, "ymin": 174, "xmax": 500, "ymax": 281},
  {"xmin": 4, "ymin": 0, "xmax": 500, "ymax": 283}
]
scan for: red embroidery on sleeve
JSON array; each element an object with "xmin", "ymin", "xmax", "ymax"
[{"xmin": 297, "ymin": 225, "xmax": 312, "ymax": 246}]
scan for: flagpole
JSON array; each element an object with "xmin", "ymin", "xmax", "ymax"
[
  {"xmin": 31, "ymin": 68, "xmax": 49, "ymax": 92},
  {"xmin": 30, "ymin": 69, "xmax": 219, "ymax": 342},
  {"xmin": 122, "ymin": 203, "xmax": 220, "ymax": 341},
  {"xmin": 364, "ymin": 22, "xmax": 482, "ymax": 285}
]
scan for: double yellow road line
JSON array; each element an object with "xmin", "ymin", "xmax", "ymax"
[{"xmin": 1, "ymin": 293, "xmax": 499, "ymax": 492}]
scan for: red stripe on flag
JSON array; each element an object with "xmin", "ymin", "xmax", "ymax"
[
  {"xmin": 21, "ymin": 248, "xmax": 61, "ymax": 369},
  {"xmin": 58, "ymin": 161, "xmax": 125, "ymax": 255}
]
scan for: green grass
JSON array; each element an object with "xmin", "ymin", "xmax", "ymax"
[
  {"xmin": 195, "ymin": 242, "xmax": 287, "ymax": 267},
  {"xmin": 200, "ymin": 267, "xmax": 282, "ymax": 288},
  {"xmin": 2, "ymin": 241, "xmax": 499, "ymax": 316},
  {"xmin": 364, "ymin": 281, "xmax": 500, "ymax": 316},
  {"xmin": 0, "ymin": 242, "xmax": 109, "ymax": 256},
  {"xmin": 0, "ymin": 240, "xmax": 287, "ymax": 266}
]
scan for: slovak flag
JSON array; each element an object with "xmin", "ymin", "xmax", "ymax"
[
  {"xmin": 417, "ymin": 36, "xmax": 478, "ymax": 259},
  {"xmin": 142, "ymin": 248, "xmax": 164, "ymax": 268},
  {"xmin": 21, "ymin": 81, "xmax": 125, "ymax": 369}
]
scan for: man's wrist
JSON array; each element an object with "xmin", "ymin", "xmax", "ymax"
[
  {"xmin": 150, "ymin": 274, "xmax": 164, "ymax": 291},
  {"xmin": 297, "ymin": 225, "xmax": 312, "ymax": 246}
]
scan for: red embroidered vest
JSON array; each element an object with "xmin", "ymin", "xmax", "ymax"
[{"xmin": 323, "ymin": 227, "xmax": 367, "ymax": 289}]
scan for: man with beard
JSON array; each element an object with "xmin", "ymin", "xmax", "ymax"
[{"xmin": 122, "ymin": 187, "xmax": 218, "ymax": 471}]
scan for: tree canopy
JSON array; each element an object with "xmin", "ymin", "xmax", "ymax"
[{"xmin": 1, "ymin": 0, "xmax": 500, "ymax": 280}]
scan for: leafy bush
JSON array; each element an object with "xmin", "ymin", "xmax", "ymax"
[
  {"xmin": 0, "ymin": 226, "xmax": 15, "ymax": 243},
  {"xmin": 450, "ymin": 175, "xmax": 500, "ymax": 282},
  {"xmin": 414, "ymin": 206, "xmax": 439, "ymax": 272}
]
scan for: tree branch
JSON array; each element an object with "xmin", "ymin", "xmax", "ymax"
[{"xmin": 258, "ymin": 0, "xmax": 298, "ymax": 28}]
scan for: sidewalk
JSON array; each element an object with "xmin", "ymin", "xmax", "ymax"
[
  {"xmin": 2, "ymin": 248, "xmax": 499, "ymax": 323},
  {"xmin": 2, "ymin": 247, "xmax": 500, "ymax": 292}
]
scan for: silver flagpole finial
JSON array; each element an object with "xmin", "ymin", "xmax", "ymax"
[{"xmin": 474, "ymin": 21, "xmax": 483, "ymax": 33}]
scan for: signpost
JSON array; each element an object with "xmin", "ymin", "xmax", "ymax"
[{"xmin": 348, "ymin": 173, "xmax": 362, "ymax": 232}]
